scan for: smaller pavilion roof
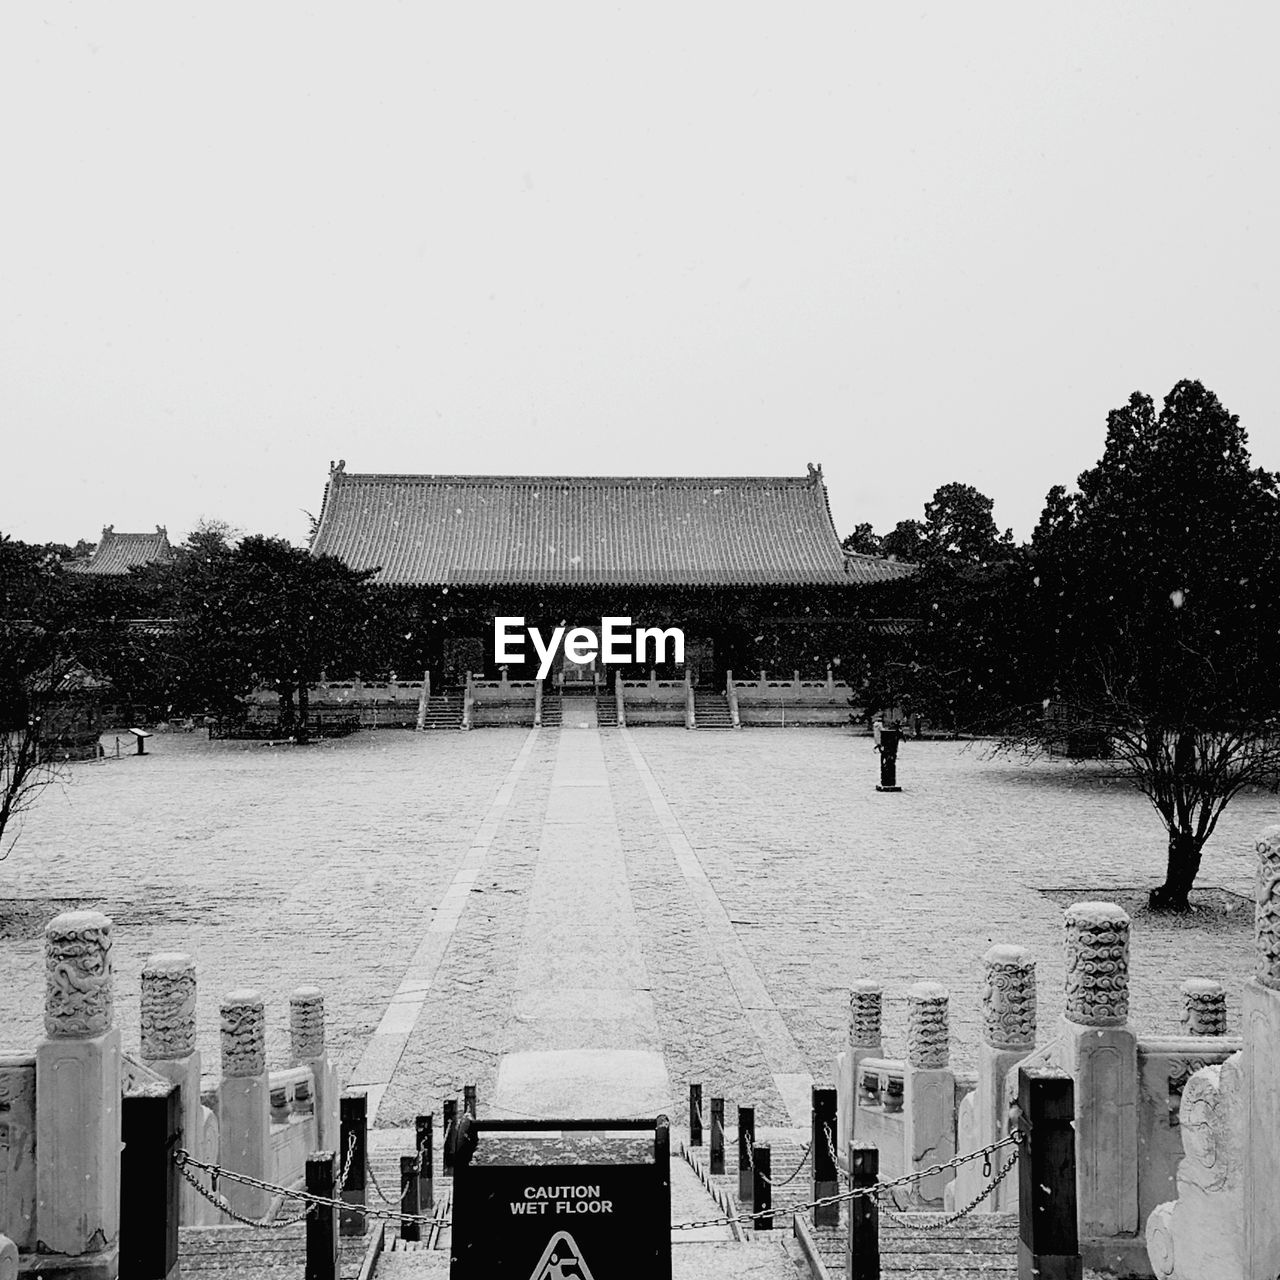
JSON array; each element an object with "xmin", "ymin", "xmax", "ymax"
[{"xmin": 67, "ymin": 526, "xmax": 174, "ymax": 576}]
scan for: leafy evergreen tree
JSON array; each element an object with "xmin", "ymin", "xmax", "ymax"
[{"xmin": 1024, "ymin": 380, "xmax": 1280, "ymax": 909}]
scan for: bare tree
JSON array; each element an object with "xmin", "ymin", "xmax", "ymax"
[{"xmin": 0, "ymin": 703, "xmax": 66, "ymax": 860}]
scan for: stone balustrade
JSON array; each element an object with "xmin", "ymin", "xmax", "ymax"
[
  {"xmin": 834, "ymin": 980, "xmax": 958, "ymax": 1207},
  {"xmin": 1145, "ymin": 825, "xmax": 1280, "ymax": 1279},
  {"xmin": 0, "ymin": 921, "xmax": 338, "ymax": 1269},
  {"xmin": 839, "ymin": 850, "xmax": 1280, "ymax": 1278},
  {"xmin": 728, "ymin": 669, "xmax": 852, "ymax": 726}
]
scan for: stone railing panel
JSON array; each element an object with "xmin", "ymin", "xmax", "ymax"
[{"xmin": 0, "ymin": 1054, "xmax": 36, "ymax": 1251}]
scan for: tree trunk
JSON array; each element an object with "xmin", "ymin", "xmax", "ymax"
[
  {"xmin": 1149, "ymin": 828, "xmax": 1202, "ymax": 912},
  {"xmin": 278, "ymin": 687, "xmax": 295, "ymax": 734},
  {"xmin": 296, "ymin": 681, "xmax": 310, "ymax": 745}
]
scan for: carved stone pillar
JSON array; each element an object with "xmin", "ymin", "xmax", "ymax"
[
  {"xmin": 1181, "ymin": 979, "xmax": 1227, "ymax": 1036},
  {"xmin": 140, "ymin": 953, "xmax": 206, "ymax": 1224},
  {"xmin": 291, "ymin": 986, "xmax": 338, "ymax": 1150},
  {"xmin": 835, "ymin": 980, "xmax": 883, "ymax": 1163},
  {"xmin": 1062, "ymin": 901, "xmax": 1138, "ymax": 1241},
  {"xmin": 1245, "ymin": 826, "xmax": 1280, "ymax": 1275},
  {"xmin": 35, "ymin": 910, "xmax": 121, "ymax": 1276},
  {"xmin": 958, "ymin": 945, "xmax": 1036, "ymax": 1213},
  {"xmin": 218, "ymin": 989, "xmax": 270, "ymax": 1220},
  {"xmin": 904, "ymin": 982, "xmax": 954, "ymax": 1205}
]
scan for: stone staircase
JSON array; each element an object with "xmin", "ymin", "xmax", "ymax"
[
  {"xmin": 693, "ymin": 692, "xmax": 734, "ymax": 730},
  {"xmin": 596, "ymin": 692, "xmax": 619, "ymax": 727},
  {"xmin": 801, "ymin": 1209, "xmax": 1019, "ymax": 1278},
  {"xmin": 540, "ymin": 693, "xmax": 562, "ymax": 727},
  {"xmin": 419, "ymin": 693, "xmax": 463, "ymax": 730}
]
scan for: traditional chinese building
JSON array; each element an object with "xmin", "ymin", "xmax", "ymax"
[
  {"xmin": 66, "ymin": 526, "xmax": 174, "ymax": 576},
  {"xmin": 309, "ymin": 461, "xmax": 912, "ymax": 692}
]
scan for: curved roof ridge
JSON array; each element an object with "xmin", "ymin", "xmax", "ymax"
[{"xmin": 332, "ymin": 471, "xmax": 823, "ymax": 487}]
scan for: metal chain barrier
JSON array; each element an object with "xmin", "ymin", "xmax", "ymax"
[
  {"xmin": 365, "ymin": 1154, "xmax": 396, "ymax": 1207},
  {"xmin": 876, "ymin": 1146, "xmax": 1020, "ymax": 1230},
  {"xmin": 170, "ymin": 1113, "xmax": 1024, "ymax": 1237},
  {"xmin": 171, "ymin": 1132, "xmax": 452, "ymax": 1231},
  {"xmin": 743, "ymin": 1133, "xmax": 813, "ymax": 1190},
  {"xmin": 673, "ymin": 1129, "xmax": 1024, "ymax": 1233}
]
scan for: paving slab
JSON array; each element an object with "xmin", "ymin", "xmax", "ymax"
[{"xmin": 493, "ymin": 1047, "xmax": 672, "ymax": 1119}]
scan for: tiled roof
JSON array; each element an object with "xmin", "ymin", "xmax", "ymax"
[
  {"xmin": 67, "ymin": 526, "xmax": 173, "ymax": 576},
  {"xmin": 310, "ymin": 465, "xmax": 914, "ymax": 588}
]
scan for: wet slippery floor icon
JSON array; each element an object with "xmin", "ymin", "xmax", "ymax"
[{"xmin": 528, "ymin": 1230, "xmax": 596, "ymax": 1280}]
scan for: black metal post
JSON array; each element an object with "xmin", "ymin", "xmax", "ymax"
[
  {"xmin": 656, "ymin": 1113, "xmax": 672, "ymax": 1253},
  {"xmin": 847, "ymin": 1141, "xmax": 880, "ymax": 1280},
  {"xmin": 689, "ymin": 1083, "xmax": 703, "ymax": 1145},
  {"xmin": 120, "ymin": 1084, "xmax": 180, "ymax": 1280},
  {"xmin": 1017, "ymin": 1067, "xmax": 1082, "ymax": 1280},
  {"xmin": 305, "ymin": 1150, "xmax": 339, "ymax": 1280},
  {"xmin": 812, "ymin": 1086, "xmax": 839, "ymax": 1228},
  {"xmin": 416, "ymin": 1112, "xmax": 434, "ymax": 1208},
  {"xmin": 738, "ymin": 1106, "xmax": 755, "ymax": 1203},
  {"xmin": 876, "ymin": 725, "xmax": 902, "ymax": 792},
  {"xmin": 400, "ymin": 1156, "xmax": 421, "ymax": 1242},
  {"xmin": 752, "ymin": 1144, "xmax": 772, "ymax": 1229},
  {"xmin": 710, "ymin": 1097, "xmax": 725, "ymax": 1174},
  {"xmin": 443, "ymin": 1099, "xmax": 458, "ymax": 1177},
  {"xmin": 339, "ymin": 1090, "xmax": 368, "ymax": 1236}
]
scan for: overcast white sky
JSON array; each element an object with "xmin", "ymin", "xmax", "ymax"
[{"xmin": 2, "ymin": 3, "xmax": 1277, "ymax": 549}]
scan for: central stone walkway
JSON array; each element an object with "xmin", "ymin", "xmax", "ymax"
[{"xmin": 492, "ymin": 717, "xmax": 672, "ymax": 1118}]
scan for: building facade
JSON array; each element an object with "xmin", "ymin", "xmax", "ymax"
[{"xmin": 309, "ymin": 461, "xmax": 912, "ymax": 689}]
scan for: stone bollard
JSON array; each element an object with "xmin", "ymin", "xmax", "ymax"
[
  {"xmin": 1245, "ymin": 826, "xmax": 1280, "ymax": 1273},
  {"xmin": 904, "ymin": 981, "xmax": 955, "ymax": 1205},
  {"xmin": 955, "ymin": 945, "xmax": 1036, "ymax": 1214},
  {"xmin": 1180, "ymin": 978, "xmax": 1227, "ymax": 1036},
  {"xmin": 218, "ymin": 989, "xmax": 271, "ymax": 1221},
  {"xmin": 1061, "ymin": 902, "xmax": 1138, "ymax": 1243},
  {"xmin": 36, "ymin": 910, "xmax": 122, "ymax": 1276},
  {"xmin": 291, "ymin": 986, "xmax": 339, "ymax": 1152},
  {"xmin": 836, "ymin": 980, "xmax": 883, "ymax": 1164},
  {"xmin": 140, "ymin": 953, "xmax": 204, "ymax": 1226}
]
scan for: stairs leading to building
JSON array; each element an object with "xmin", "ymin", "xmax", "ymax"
[
  {"xmin": 540, "ymin": 694, "xmax": 562, "ymax": 727},
  {"xmin": 693, "ymin": 692, "xmax": 734, "ymax": 730},
  {"xmin": 804, "ymin": 1210, "xmax": 1019, "ymax": 1277},
  {"xmin": 596, "ymin": 693, "xmax": 619, "ymax": 727},
  {"xmin": 420, "ymin": 693, "xmax": 464, "ymax": 729}
]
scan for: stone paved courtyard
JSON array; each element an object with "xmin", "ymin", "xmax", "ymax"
[{"xmin": 0, "ymin": 726, "xmax": 1267, "ymax": 1129}]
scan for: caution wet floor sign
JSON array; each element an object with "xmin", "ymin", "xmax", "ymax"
[{"xmin": 449, "ymin": 1120, "xmax": 672, "ymax": 1279}]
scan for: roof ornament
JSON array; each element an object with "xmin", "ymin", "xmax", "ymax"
[
  {"xmin": 807, "ymin": 461, "xmax": 823, "ymax": 483},
  {"xmin": 102, "ymin": 524, "xmax": 114, "ymax": 536},
  {"xmin": 329, "ymin": 459, "xmax": 347, "ymax": 478}
]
